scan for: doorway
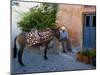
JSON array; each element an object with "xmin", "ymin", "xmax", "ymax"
[{"xmin": 83, "ymin": 14, "xmax": 96, "ymax": 48}]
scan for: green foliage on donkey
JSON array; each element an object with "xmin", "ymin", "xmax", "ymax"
[{"xmin": 17, "ymin": 3, "xmax": 58, "ymax": 32}]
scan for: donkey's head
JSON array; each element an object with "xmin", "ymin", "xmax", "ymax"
[{"xmin": 52, "ymin": 28, "xmax": 60, "ymax": 41}]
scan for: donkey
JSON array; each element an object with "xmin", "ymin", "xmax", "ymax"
[{"xmin": 13, "ymin": 28, "xmax": 60, "ymax": 66}]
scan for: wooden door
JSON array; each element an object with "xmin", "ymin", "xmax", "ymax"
[{"xmin": 83, "ymin": 14, "xmax": 96, "ymax": 48}]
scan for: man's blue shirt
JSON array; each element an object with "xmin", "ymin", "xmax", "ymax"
[{"xmin": 60, "ymin": 31, "xmax": 68, "ymax": 39}]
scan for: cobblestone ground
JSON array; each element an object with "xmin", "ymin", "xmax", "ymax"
[{"xmin": 11, "ymin": 48, "xmax": 95, "ymax": 74}]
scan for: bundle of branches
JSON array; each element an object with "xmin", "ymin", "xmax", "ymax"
[{"xmin": 18, "ymin": 3, "xmax": 58, "ymax": 32}]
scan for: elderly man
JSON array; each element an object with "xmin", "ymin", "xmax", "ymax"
[{"xmin": 60, "ymin": 26, "xmax": 70, "ymax": 53}]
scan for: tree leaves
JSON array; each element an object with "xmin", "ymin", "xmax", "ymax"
[{"xmin": 18, "ymin": 3, "xmax": 58, "ymax": 32}]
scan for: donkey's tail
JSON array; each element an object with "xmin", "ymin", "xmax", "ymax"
[{"xmin": 13, "ymin": 36, "xmax": 17, "ymax": 58}]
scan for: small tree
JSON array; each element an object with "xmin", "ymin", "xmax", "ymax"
[{"xmin": 18, "ymin": 3, "xmax": 58, "ymax": 32}]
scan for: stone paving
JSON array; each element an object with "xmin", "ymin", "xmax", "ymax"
[{"xmin": 11, "ymin": 48, "xmax": 95, "ymax": 74}]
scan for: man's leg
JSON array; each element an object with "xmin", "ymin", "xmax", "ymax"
[{"xmin": 61, "ymin": 40, "xmax": 66, "ymax": 53}]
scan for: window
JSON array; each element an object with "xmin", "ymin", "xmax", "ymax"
[
  {"xmin": 93, "ymin": 16, "xmax": 96, "ymax": 27},
  {"xmin": 86, "ymin": 16, "xmax": 90, "ymax": 27}
]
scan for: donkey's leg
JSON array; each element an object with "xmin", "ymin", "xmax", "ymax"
[
  {"xmin": 44, "ymin": 44, "xmax": 48, "ymax": 60},
  {"xmin": 17, "ymin": 32, "xmax": 26, "ymax": 66},
  {"xmin": 18, "ymin": 47, "xmax": 24, "ymax": 66},
  {"xmin": 44, "ymin": 40, "xmax": 51, "ymax": 60}
]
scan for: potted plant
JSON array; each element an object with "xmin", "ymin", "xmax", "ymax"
[
  {"xmin": 77, "ymin": 51, "xmax": 83, "ymax": 62},
  {"xmin": 82, "ymin": 50, "xmax": 91, "ymax": 64},
  {"xmin": 89, "ymin": 50, "xmax": 96, "ymax": 67}
]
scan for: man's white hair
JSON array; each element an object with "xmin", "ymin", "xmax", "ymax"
[{"xmin": 61, "ymin": 26, "xmax": 65, "ymax": 30}]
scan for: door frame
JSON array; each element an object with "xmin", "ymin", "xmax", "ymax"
[{"xmin": 82, "ymin": 13, "xmax": 96, "ymax": 49}]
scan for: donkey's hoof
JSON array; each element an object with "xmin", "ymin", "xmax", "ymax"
[
  {"xmin": 19, "ymin": 62, "xmax": 25, "ymax": 67},
  {"xmin": 13, "ymin": 55, "xmax": 17, "ymax": 58},
  {"xmin": 44, "ymin": 56, "xmax": 48, "ymax": 60},
  {"xmin": 20, "ymin": 63, "xmax": 25, "ymax": 67}
]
